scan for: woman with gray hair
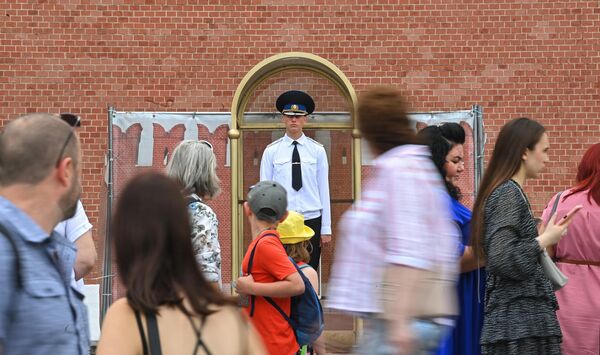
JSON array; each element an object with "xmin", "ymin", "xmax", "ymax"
[{"xmin": 167, "ymin": 139, "xmax": 222, "ymax": 288}]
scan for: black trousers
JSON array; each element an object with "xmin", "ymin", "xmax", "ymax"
[{"xmin": 304, "ymin": 216, "xmax": 322, "ymax": 270}]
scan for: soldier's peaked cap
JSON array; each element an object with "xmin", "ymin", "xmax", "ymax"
[{"xmin": 276, "ymin": 90, "xmax": 315, "ymax": 116}]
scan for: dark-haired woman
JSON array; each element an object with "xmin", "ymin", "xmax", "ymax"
[
  {"xmin": 470, "ymin": 118, "xmax": 581, "ymax": 355},
  {"xmin": 97, "ymin": 172, "xmax": 265, "ymax": 355},
  {"xmin": 419, "ymin": 123, "xmax": 484, "ymax": 355}
]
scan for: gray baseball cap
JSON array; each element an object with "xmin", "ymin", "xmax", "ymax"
[{"xmin": 247, "ymin": 181, "xmax": 288, "ymax": 222}]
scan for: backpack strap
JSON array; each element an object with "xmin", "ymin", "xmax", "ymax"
[
  {"xmin": 263, "ymin": 257, "xmax": 303, "ymax": 329},
  {"xmin": 146, "ymin": 312, "xmax": 162, "ymax": 355},
  {"xmin": 263, "ymin": 296, "xmax": 292, "ymax": 324},
  {"xmin": 134, "ymin": 310, "xmax": 149, "ymax": 355},
  {"xmin": 247, "ymin": 232, "xmax": 279, "ymax": 317}
]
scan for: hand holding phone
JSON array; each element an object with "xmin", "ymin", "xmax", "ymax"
[{"xmin": 557, "ymin": 205, "xmax": 583, "ymax": 226}]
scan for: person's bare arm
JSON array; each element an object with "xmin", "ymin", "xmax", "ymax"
[
  {"xmin": 236, "ymin": 272, "xmax": 304, "ymax": 298},
  {"xmin": 302, "ymin": 266, "xmax": 319, "ymax": 293},
  {"xmin": 74, "ymin": 231, "xmax": 97, "ymax": 280},
  {"xmin": 460, "ymin": 246, "xmax": 484, "ymax": 273}
]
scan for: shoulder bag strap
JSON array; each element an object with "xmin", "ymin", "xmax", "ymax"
[
  {"xmin": 146, "ymin": 312, "xmax": 162, "ymax": 355},
  {"xmin": 547, "ymin": 191, "xmax": 564, "ymax": 224},
  {"xmin": 247, "ymin": 232, "xmax": 278, "ymax": 317},
  {"xmin": 134, "ymin": 310, "xmax": 149, "ymax": 355}
]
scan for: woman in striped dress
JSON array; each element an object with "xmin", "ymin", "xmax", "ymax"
[{"xmin": 470, "ymin": 118, "xmax": 581, "ymax": 355}]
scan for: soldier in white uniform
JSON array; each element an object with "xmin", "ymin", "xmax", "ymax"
[{"xmin": 260, "ymin": 90, "xmax": 332, "ymax": 270}]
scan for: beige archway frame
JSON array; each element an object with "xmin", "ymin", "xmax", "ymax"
[{"xmin": 229, "ymin": 52, "xmax": 361, "ymax": 281}]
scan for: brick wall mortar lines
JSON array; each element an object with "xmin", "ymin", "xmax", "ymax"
[{"xmin": 1, "ymin": 0, "xmax": 599, "ymax": 286}]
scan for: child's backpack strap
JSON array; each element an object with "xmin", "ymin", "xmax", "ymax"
[
  {"xmin": 247, "ymin": 232, "xmax": 279, "ymax": 317},
  {"xmin": 261, "ymin": 257, "xmax": 298, "ymax": 324}
]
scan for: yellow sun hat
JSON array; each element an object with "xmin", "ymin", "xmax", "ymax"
[{"xmin": 277, "ymin": 211, "xmax": 315, "ymax": 245}]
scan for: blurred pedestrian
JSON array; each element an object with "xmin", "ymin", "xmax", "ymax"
[{"xmin": 328, "ymin": 86, "xmax": 460, "ymax": 355}]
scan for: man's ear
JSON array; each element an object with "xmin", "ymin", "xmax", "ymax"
[{"xmin": 56, "ymin": 157, "xmax": 73, "ymax": 187}]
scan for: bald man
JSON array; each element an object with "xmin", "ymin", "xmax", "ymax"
[{"xmin": 0, "ymin": 113, "xmax": 89, "ymax": 355}]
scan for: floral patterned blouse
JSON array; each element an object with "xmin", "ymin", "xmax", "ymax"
[{"xmin": 187, "ymin": 194, "xmax": 222, "ymax": 287}]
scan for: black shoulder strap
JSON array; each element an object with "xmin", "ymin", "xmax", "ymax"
[
  {"xmin": 263, "ymin": 256, "xmax": 300, "ymax": 326},
  {"xmin": 146, "ymin": 312, "xmax": 162, "ymax": 355},
  {"xmin": 184, "ymin": 313, "xmax": 213, "ymax": 355},
  {"xmin": 0, "ymin": 222, "xmax": 22, "ymax": 288},
  {"xmin": 134, "ymin": 310, "xmax": 149, "ymax": 355},
  {"xmin": 263, "ymin": 296, "xmax": 292, "ymax": 324},
  {"xmin": 247, "ymin": 232, "xmax": 278, "ymax": 317}
]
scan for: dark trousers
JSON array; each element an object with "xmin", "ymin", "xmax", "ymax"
[{"xmin": 304, "ymin": 216, "xmax": 322, "ymax": 270}]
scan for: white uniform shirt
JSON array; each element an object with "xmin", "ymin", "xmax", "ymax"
[
  {"xmin": 260, "ymin": 133, "xmax": 332, "ymax": 234},
  {"xmin": 54, "ymin": 200, "xmax": 93, "ymax": 292}
]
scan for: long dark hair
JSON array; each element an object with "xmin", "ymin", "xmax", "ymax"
[
  {"xmin": 564, "ymin": 143, "xmax": 600, "ymax": 205},
  {"xmin": 471, "ymin": 118, "xmax": 546, "ymax": 258},
  {"xmin": 418, "ymin": 123, "xmax": 466, "ymax": 200},
  {"xmin": 112, "ymin": 172, "xmax": 233, "ymax": 316}
]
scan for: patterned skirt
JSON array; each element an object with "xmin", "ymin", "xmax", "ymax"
[{"xmin": 481, "ymin": 336, "xmax": 561, "ymax": 355}]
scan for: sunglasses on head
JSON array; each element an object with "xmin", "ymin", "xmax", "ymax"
[
  {"xmin": 60, "ymin": 113, "xmax": 81, "ymax": 127},
  {"xmin": 199, "ymin": 140, "xmax": 213, "ymax": 150},
  {"xmin": 56, "ymin": 113, "xmax": 81, "ymax": 167}
]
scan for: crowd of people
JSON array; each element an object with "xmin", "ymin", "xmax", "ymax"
[{"xmin": 0, "ymin": 86, "xmax": 598, "ymax": 355}]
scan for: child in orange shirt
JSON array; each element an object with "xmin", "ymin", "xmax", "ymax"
[{"xmin": 235, "ymin": 181, "xmax": 305, "ymax": 355}]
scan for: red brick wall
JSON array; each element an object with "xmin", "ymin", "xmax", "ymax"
[{"xmin": 1, "ymin": 1, "xmax": 599, "ymax": 288}]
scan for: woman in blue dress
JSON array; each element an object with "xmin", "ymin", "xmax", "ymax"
[{"xmin": 419, "ymin": 123, "xmax": 485, "ymax": 355}]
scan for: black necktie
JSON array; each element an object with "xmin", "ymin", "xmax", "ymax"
[{"xmin": 292, "ymin": 141, "xmax": 302, "ymax": 191}]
